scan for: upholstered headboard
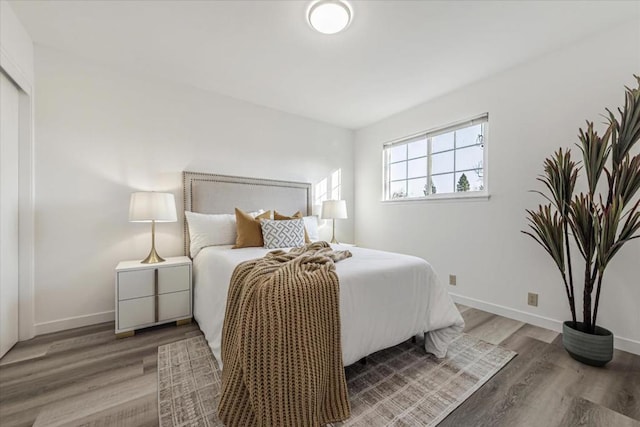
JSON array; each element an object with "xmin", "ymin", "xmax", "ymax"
[{"xmin": 182, "ymin": 171, "xmax": 312, "ymax": 255}]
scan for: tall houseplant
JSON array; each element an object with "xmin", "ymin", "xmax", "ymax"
[{"xmin": 523, "ymin": 76, "xmax": 640, "ymax": 366}]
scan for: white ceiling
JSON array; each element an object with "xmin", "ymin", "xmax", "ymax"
[{"xmin": 9, "ymin": 0, "xmax": 640, "ymax": 129}]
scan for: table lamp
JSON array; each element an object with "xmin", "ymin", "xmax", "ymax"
[
  {"xmin": 321, "ymin": 200, "xmax": 348, "ymax": 244},
  {"xmin": 129, "ymin": 192, "xmax": 177, "ymax": 263}
]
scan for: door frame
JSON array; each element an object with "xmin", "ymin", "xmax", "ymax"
[{"xmin": 1, "ymin": 48, "xmax": 35, "ymax": 341}]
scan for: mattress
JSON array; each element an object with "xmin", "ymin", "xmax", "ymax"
[{"xmin": 193, "ymin": 244, "xmax": 465, "ymax": 367}]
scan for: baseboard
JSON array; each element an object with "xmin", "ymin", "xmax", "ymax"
[
  {"xmin": 34, "ymin": 310, "xmax": 115, "ymax": 336},
  {"xmin": 612, "ymin": 335, "xmax": 640, "ymax": 356},
  {"xmin": 450, "ymin": 293, "xmax": 640, "ymax": 356}
]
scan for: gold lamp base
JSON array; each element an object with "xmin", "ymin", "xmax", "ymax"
[
  {"xmin": 141, "ymin": 246, "xmax": 165, "ymax": 264},
  {"xmin": 330, "ymin": 219, "xmax": 340, "ymax": 244},
  {"xmin": 141, "ymin": 220, "xmax": 166, "ymax": 264}
]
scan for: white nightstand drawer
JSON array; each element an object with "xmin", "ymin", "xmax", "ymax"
[
  {"xmin": 118, "ymin": 296, "xmax": 154, "ymax": 329},
  {"xmin": 158, "ymin": 265, "xmax": 190, "ymax": 294},
  {"xmin": 118, "ymin": 269, "xmax": 154, "ymax": 300},
  {"xmin": 118, "ymin": 264, "xmax": 190, "ymax": 300},
  {"xmin": 158, "ymin": 290, "xmax": 190, "ymax": 321}
]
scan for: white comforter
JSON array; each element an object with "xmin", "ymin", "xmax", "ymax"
[{"xmin": 193, "ymin": 244, "xmax": 464, "ymax": 367}]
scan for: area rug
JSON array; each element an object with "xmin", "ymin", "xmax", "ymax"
[{"xmin": 158, "ymin": 334, "xmax": 516, "ymax": 427}]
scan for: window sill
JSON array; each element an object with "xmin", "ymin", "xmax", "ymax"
[{"xmin": 381, "ymin": 191, "xmax": 490, "ymax": 204}]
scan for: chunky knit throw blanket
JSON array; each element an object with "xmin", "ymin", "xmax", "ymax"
[{"xmin": 218, "ymin": 242, "xmax": 352, "ymax": 427}]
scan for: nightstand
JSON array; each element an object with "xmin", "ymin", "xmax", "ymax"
[{"xmin": 115, "ymin": 256, "xmax": 192, "ymax": 338}]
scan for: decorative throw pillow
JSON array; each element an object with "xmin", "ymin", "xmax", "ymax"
[
  {"xmin": 233, "ymin": 209, "xmax": 272, "ymax": 248},
  {"xmin": 260, "ymin": 218, "xmax": 305, "ymax": 249},
  {"xmin": 273, "ymin": 210, "xmax": 311, "ymax": 243}
]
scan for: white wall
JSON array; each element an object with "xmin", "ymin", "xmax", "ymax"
[
  {"xmin": 354, "ymin": 21, "xmax": 640, "ymax": 354},
  {"xmin": 33, "ymin": 45, "xmax": 354, "ymax": 333}
]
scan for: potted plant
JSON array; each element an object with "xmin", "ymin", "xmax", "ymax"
[{"xmin": 523, "ymin": 76, "xmax": 640, "ymax": 367}]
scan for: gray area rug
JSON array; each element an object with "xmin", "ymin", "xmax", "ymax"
[{"xmin": 158, "ymin": 334, "xmax": 516, "ymax": 426}]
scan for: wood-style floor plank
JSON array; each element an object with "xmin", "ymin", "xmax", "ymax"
[
  {"xmin": 1, "ymin": 309, "xmax": 638, "ymax": 426},
  {"xmin": 0, "ymin": 322, "xmax": 199, "ymax": 426},
  {"xmin": 562, "ymin": 343, "xmax": 640, "ymax": 421},
  {"xmin": 439, "ymin": 309, "xmax": 640, "ymax": 426},
  {"xmin": 32, "ymin": 372, "xmax": 156, "ymax": 427},
  {"xmin": 0, "ymin": 363, "xmax": 143, "ymax": 418},
  {"xmin": 517, "ymin": 323, "xmax": 560, "ymax": 344},
  {"xmin": 559, "ymin": 396, "xmax": 640, "ymax": 427},
  {"xmin": 0, "ymin": 324, "xmax": 114, "ymax": 367},
  {"xmin": 462, "ymin": 311, "xmax": 525, "ymax": 345}
]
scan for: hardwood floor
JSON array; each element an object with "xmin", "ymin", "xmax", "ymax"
[
  {"xmin": 443, "ymin": 306, "xmax": 640, "ymax": 427},
  {"xmin": 0, "ymin": 307, "xmax": 638, "ymax": 426},
  {"xmin": 0, "ymin": 322, "xmax": 201, "ymax": 426}
]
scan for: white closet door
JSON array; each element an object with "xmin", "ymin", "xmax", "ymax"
[{"xmin": 0, "ymin": 71, "xmax": 20, "ymax": 358}]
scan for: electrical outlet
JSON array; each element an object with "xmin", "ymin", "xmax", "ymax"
[
  {"xmin": 449, "ymin": 275, "xmax": 457, "ymax": 286},
  {"xmin": 528, "ymin": 292, "xmax": 538, "ymax": 307}
]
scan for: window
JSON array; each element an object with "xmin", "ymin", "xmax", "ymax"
[
  {"xmin": 315, "ymin": 169, "xmax": 342, "ymax": 208},
  {"xmin": 315, "ymin": 177, "xmax": 328, "ymax": 206},
  {"xmin": 383, "ymin": 114, "xmax": 487, "ymax": 200},
  {"xmin": 330, "ymin": 169, "xmax": 341, "ymax": 200}
]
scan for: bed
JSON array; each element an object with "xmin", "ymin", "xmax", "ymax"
[{"xmin": 183, "ymin": 171, "xmax": 464, "ymax": 367}]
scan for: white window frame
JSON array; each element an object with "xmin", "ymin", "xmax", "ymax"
[{"xmin": 382, "ymin": 114, "xmax": 490, "ymax": 202}]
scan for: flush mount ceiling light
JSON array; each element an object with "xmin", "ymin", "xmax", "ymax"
[{"xmin": 308, "ymin": 0, "xmax": 352, "ymax": 35}]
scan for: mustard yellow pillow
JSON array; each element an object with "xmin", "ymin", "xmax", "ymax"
[
  {"xmin": 233, "ymin": 209, "xmax": 272, "ymax": 248},
  {"xmin": 274, "ymin": 211, "xmax": 310, "ymax": 243}
]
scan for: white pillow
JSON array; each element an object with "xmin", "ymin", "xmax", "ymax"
[
  {"xmin": 261, "ymin": 219, "xmax": 305, "ymax": 249},
  {"xmin": 303, "ymin": 216, "xmax": 319, "ymax": 241},
  {"xmin": 185, "ymin": 210, "xmax": 264, "ymax": 257}
]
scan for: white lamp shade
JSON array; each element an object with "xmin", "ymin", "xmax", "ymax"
[
  {"xmin": 129, "ymin": 192, "xmax": 177, "ymax": 222},
  {"xmin": 321, "ymin": 200, "xmax": 348, "ymax": 220}
]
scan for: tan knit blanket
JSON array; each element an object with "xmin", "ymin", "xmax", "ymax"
[{"xmin": 218, "ymin": 242, "xmax": 352, "ymax": 427}]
